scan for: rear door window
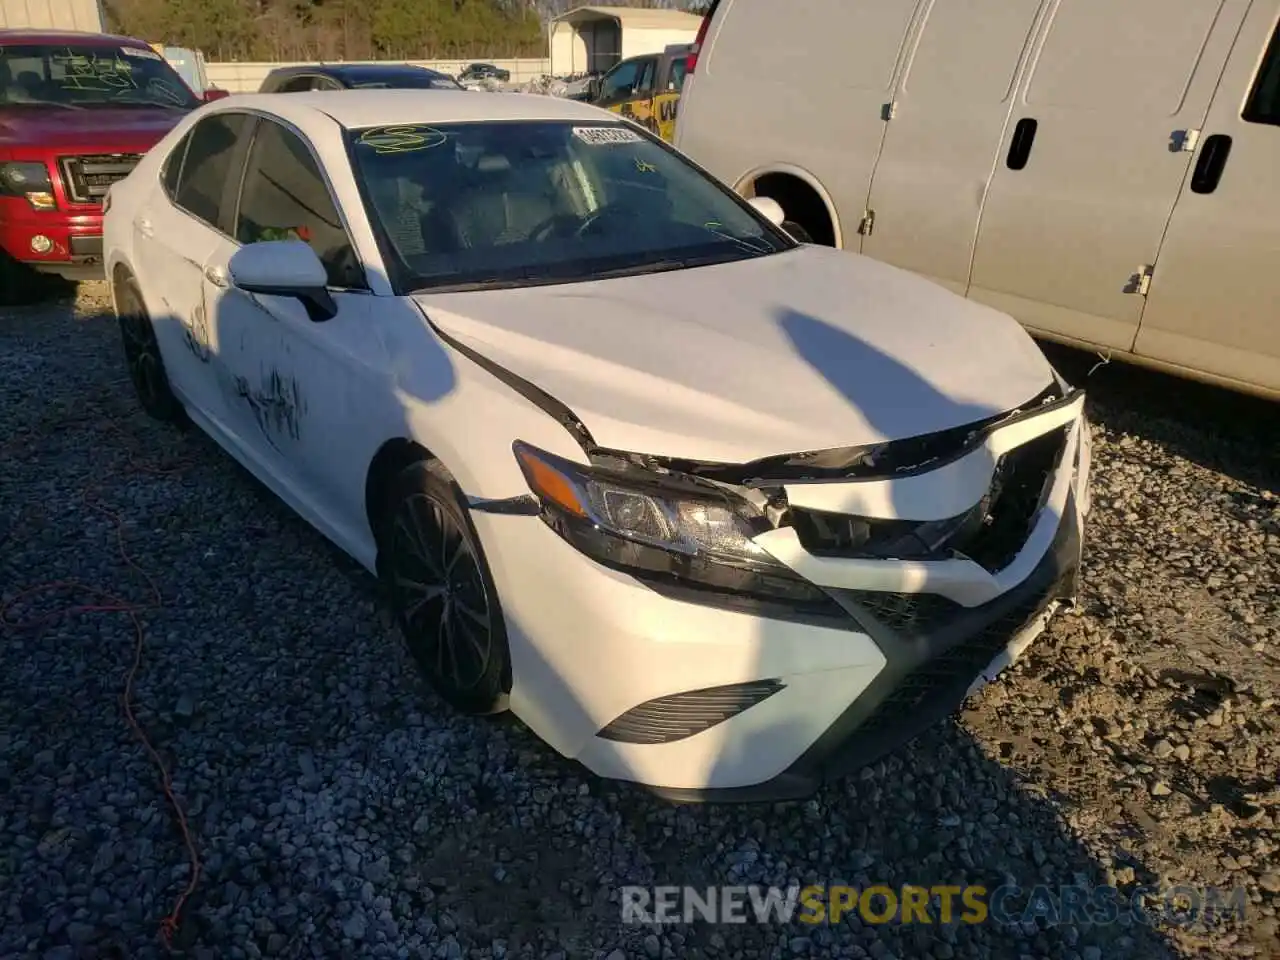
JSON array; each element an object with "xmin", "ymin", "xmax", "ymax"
[{"xmin": 173, "ymin": 112, "xmax": 251, "ymax": 229}]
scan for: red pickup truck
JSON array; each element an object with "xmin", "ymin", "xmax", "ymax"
[{"xmin": 0, "ymin": 28, "xmax": 223, "ymax": 303}]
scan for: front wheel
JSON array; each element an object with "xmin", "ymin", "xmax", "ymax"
[{"xmin": 378, "ymin": 459, "xmax": 511, "ymax": 716}]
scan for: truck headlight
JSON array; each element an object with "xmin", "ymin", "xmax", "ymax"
[
  {"xmin": 513, "ymin": 441, "xmax": 828, "ymax": 604},
  {"xmin": 0, "ymin": 162, "xmax": 56, "ymax": 209}
]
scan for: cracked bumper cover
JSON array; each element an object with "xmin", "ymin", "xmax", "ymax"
[{"xmin": 648, "ymin": 491, "xmax": 1082, "ymax": 803}]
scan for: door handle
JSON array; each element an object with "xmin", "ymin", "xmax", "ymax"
[
  {"xmin": 204, "ymin": 264, "xmax": 229, "ymax": 287},
  {"xmin": 137, "ymin": 217, "xmax": 154, "ymax": 238},
  {"xmin": 1006, "ymin": 117, "xmax": 1039, "ymax": 171},
  {"xmin": 1190, "ymin": 134, "xmax": 1233, "ymax": 195}
]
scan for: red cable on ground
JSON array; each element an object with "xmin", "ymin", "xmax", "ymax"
[{"xmin": 0, "ymin": 418, "xmax": 202, "ymax": 952}]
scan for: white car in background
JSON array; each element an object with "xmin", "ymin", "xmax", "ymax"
[{"xmin": 102, "ymin": 90, "xmax": 1092, "ymax": 801}]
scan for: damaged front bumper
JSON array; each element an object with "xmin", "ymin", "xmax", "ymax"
[
  {"xmin": 477, "ymin": 385, "xmax": 1091, "ymax": 802},
  {"xmin": 650, "ymin": 490, "xmax": 1081, "ymax": 802}
]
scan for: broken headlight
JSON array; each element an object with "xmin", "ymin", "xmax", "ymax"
[{"xmin": 512, "ymin": 441, "xmax": 827, "ymax": 604}]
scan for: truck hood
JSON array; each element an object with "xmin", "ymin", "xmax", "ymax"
[
  {"xmin": 412, "ymin": 246, "xmax": 1057, "ymax": 463},
  {"xmin": 0, "ymin": 106, "xmax": 188, "ymax": 151}
]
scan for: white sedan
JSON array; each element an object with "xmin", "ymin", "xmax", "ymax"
[{"xmin": 103, "ymin": 90, "xmax": 1092, "ymax": 801}]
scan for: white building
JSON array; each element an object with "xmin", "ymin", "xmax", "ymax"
[{"xmin": 549, "ymin": 5, "xmax": 703, "ymax": 77}]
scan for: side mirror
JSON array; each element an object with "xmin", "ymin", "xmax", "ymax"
[
  {"xmin": 228, "ymin": 240, "xmax": 337, "ymax": 322},
  {"xmin": 202, "ymin": 88, "xmax": 230, "ymax": 102},
  {"xmin": 748, "ymin": 195, "xmax": 786, "ymax": 227}
]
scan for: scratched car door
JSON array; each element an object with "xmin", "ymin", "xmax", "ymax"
[{"xmin": 201, "ymin": 117, "xmax": 379, "ymax": 532}]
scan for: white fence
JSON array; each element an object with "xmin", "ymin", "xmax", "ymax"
[{"xmin": 206, "ymin": 58, "xmax": 554, "ymax": 93}]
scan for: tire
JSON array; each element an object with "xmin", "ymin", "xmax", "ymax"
[
  {"xmin": 116, "ymin": 276, "xmax": 186, "ymax": 424},
  {"xmin": 378, "ymin": 458, "xmax": 511, "ymax": 716},
  {"xmin": 0, "ymin": 251, "xmax": 53, "ymax": 307}
]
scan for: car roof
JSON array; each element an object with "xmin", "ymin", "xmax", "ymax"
[
  {"xmin": 267, "ymin": 63, "xmax": 449, "ymax": 81},
  {"xmin": 220, "ymin": 89, "xmax": 617, "ymax": 129},
  {"xmin": 0, "ymin": 28, "xmax": 152, "ymax": 47}
]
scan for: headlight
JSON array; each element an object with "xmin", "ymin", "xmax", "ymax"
[
  {"xmin": 512, "ymin": 441, "xmax": 829, "ymax": 605},
  {"xmin": 0, "ymin": 161, "xmax": 56, "ymax": 209}
]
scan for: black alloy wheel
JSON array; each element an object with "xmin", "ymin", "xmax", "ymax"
[{"xmin": 381, "ymin": 459, "xmax": 510, "ymax": 715}]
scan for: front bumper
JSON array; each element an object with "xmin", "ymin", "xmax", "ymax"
[
  {"xmin": 655, "ymin": 491, "xmax": 1081, "ymax": 802},
  {"xmin": 472, "ymin": 405, "xmax": 1089, "ymax": 802},
  {"xmin": 1, "ymin": 200, "xmax": 106, "ymax": 280}
]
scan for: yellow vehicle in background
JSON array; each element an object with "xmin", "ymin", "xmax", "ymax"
[{"xmin": 593, "ymin": 43, "xmax": 690, "ymax": 143}]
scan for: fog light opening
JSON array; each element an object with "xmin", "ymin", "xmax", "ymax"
[{"xmin": 29, "ymin": 234, "xmax": 53, "ymax": 254}]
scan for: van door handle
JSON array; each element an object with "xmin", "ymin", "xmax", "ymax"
[
  {"xmin": 203, "ymin": 264, "xmax": 228, "ymax": 287},
  {"xmin": 1006, "ymin": 117, "xmax": 1039, "ymax": 171},
  {"xmin": 137, "ymin": 217, "xmax": 154, "ymax": 238},
  {"xmin": 1190, "ymin": 134, "xmax": 1233, "ymax": 195}
]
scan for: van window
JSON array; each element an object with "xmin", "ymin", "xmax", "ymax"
[
  {"xmin": 707, "ymin": 0, "xmax": 917, "ymax": 91},
  {"xmin": 1243, "ymin": 24, "xmax": 1280, "ymax": 125},
  {"xmin": 901, "ymin": 0, "xmax": 1041, "ymax": 103},
  {"xmin": 1026, "ymin": 0, "xmax": 1224, "ymax": 114}
]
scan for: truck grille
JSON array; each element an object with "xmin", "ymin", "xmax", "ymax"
[{"xmin": 58, "ymin": 154, "xmax": 143, "ymax": 205}]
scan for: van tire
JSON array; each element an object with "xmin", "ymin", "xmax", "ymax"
[{"xmin": 750, "ymin": 173, "xmax": 837, "ymax": 248}]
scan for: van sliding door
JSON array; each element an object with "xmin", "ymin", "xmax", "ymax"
[
  {"xmin": 860, "ymin": 0, "xmax": 1050, "ymax": 296},
  {"xmin": 1135, "ymin": 2, "xmax": 1280, "ymax": 395},
  {"xmin": 967, "ymin": 0, "xmax": 1250, "ymax": 352}
]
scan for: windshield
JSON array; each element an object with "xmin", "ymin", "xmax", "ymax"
[
  {"xmin": 0, "ymin": 43, "xmax": 199, "ymax": 110},
  {"xmin": 348, "ymin": 120, "xmax": 793, "ymax": 294}
]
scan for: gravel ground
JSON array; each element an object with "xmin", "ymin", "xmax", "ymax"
[{"xmin": 1, "ymin": 282, "xmax": 1277, "ymax": 960}]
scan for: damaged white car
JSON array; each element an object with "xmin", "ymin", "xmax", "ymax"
[{"xmin": 103, "ymin": 91, "xmax": 1092, "ymax": 801}]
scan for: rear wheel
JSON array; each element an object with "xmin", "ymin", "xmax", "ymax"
[
  {"xmin": 116, "ymin": 277, "xmax": 185, "ymax": 423},
  {"xmin": 379, "ymin": 459, "xmax": 511, "ymax": 716}
]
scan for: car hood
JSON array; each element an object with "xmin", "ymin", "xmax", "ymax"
[
  {"xmin": 412, "ymin": 246, "xmax": 1057, "ymax": 463},
  {"xmin": 0, "ymin": 106, "xmax": 188, "ymax": 150}
]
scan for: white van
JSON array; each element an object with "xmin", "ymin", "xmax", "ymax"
[{"xmin": 674, "ymin": 0, "xmax": 1280, "ymax": 400}]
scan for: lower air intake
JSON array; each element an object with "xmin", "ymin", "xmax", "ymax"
[{"xmin": 597, "ymin": 680, "xmax": 785, "ymax": 745}]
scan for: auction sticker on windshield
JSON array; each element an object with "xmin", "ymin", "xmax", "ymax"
[
  {"xmin": 356, "ymin": 126, "xmax": 448, "ymax": 154},
  {"xmin": 119, "ymin": 47, "xmax": 163, "ymax": 59},
  {"xmin": 573, "ymin": 126, "xmax": 643, "ymax": 145}
]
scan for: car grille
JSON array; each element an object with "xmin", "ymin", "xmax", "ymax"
[
  {"xmin": 853, "ymin": 583, "xmax": 1060, "ymax": 737},
  {"xmin": 58, "ymin": 154, "xmax": 143, "ymax": 205},
  {"xmin": 790, "ymin": 426, "xmax": 1070, "ymax": 574},
  {"xmin": 952, "ymin": 426, "xmax": 1070, "ymax": 573}
]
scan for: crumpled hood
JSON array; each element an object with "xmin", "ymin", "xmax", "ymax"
[
  {"xmin": 0, "ymin": 106, "xmax": 187, "ymax": 151},
  {"xmin": 413, "ymin": 246, "xmax": 1056, "ymax": 463}
]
